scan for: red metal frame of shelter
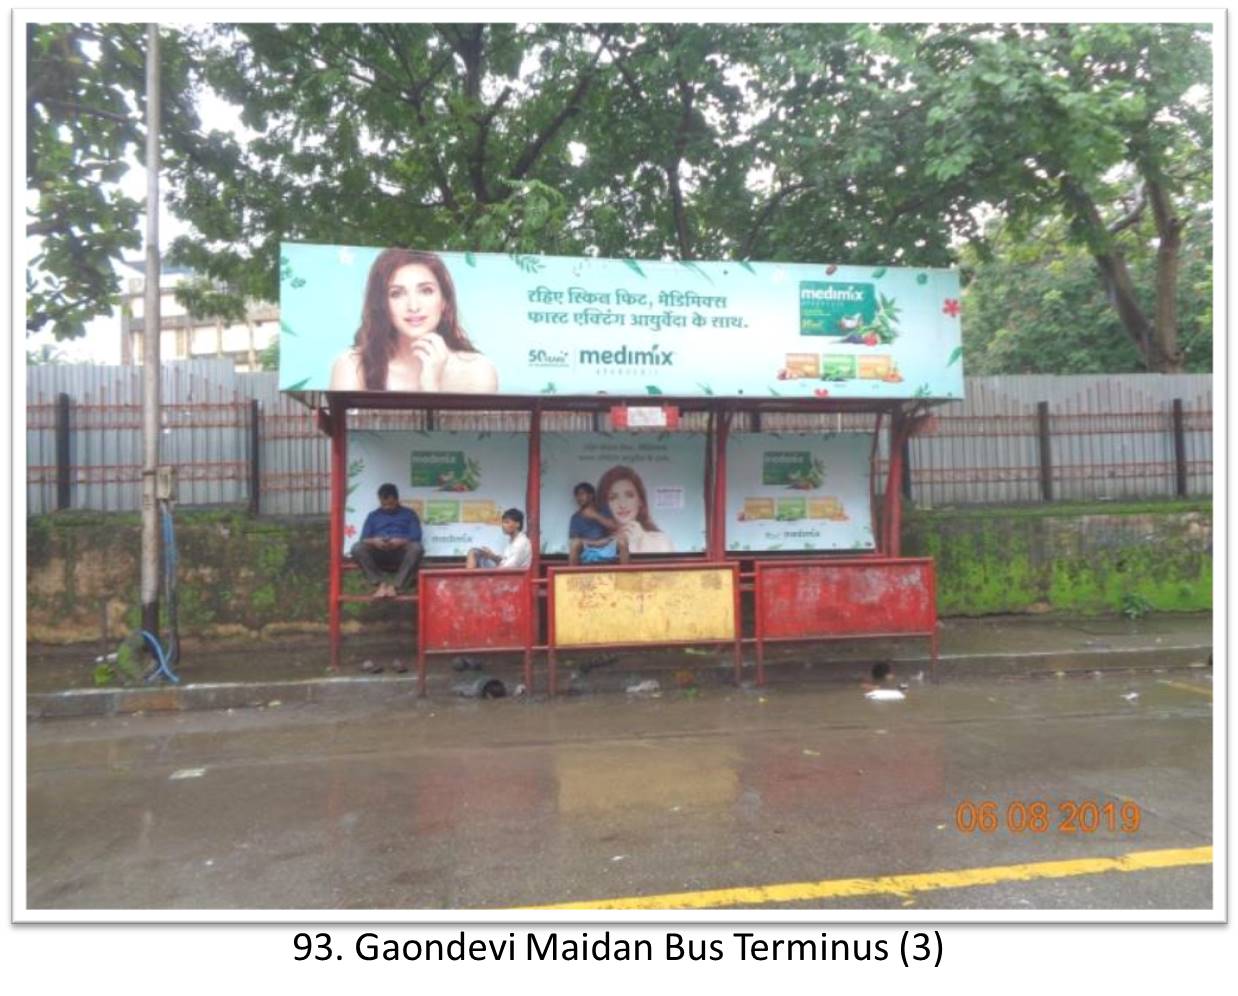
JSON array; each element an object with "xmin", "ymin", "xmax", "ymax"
[
  {"xmin": 417, "ymin": 567, "xmax": 535, "ymax": 697},
  {"xmin": 545, "ymin": 561, "xmax": 743, "ymax": 695},
  {"xmin": 752, "ymin": 556, "xmax": 939, "ymax": 685},
  {"xmin": 313, "ymin": 390, "xmax": 938, "ymax": 693}
]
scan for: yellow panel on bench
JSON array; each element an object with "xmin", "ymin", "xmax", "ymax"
[{"xmin": 552, "ymin": 568, "xmax": 736, "ymax": 647}]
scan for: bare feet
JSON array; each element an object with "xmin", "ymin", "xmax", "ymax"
[{"xmin": 373, "ymin": 582, "xmax": 396, "ymax": 600}]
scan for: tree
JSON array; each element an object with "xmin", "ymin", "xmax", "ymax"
[
  {"xmin": 25, "ymin": 343, "xmax": 69, "ymax": 365},
  {"xmin": 961, "ymin": 211, "xmax": 1211, "ymax": 374},
  {"xmin": 162, "ymin": 23, "xmax": 612, "ymax": 303},
  {"xmin": 26, "ymin": 24, "xmax": 145, "ymax": 339},
  {"xmin": 28, "ymin": 21, "xmax": 1212, "ymax": 372},
  {"xmin": 865, "ymin": 22, "xmax": 1212, "ymax": 372},
  {"xmin": 160, "ymin": 23, "xmax": 975, "ymax": 304},
  {"xmin": 26, "ymin": 23, "xmax": 202, "ymax": 339}
]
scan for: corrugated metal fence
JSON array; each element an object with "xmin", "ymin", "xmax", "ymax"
[{"xmin": 26, "ymin": 362, "xmax": 1212, "ymax": 515}]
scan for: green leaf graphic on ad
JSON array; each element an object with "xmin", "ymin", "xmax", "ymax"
[
  {"xmin": 916, "ymin": 273, "xmax": 929, "ymax": 285},
  {"xmin": 871, "ymin": 267, "xmax": 887, "ymax": 278},
  {"xmin": 279, "ymin": 320, "xmax": 298, "ymax": 336},
  {"xmin": 678, "ymin": 260, "xmax": 714, "ymax": 284},
  {"xmin": 285, "ymin": 378, "xmax": 310, "ymax": 391},
  {"xmin": 645, "ymin": 385, "xmax": 663, "ymax": 395},
  {"xmin": 464, "ymin": 252, "xmax": 477, "ymax": 267},
  {"xmin": 948, "ymin": 346, "xmax": 964, "ymax": 366},
  {"xmin": 737, "ymin": 261, "xmax": 757, "ymax": 275},
  {"xmin": 623, "ymin": 259, "xmax": 646, "ymax": 278}
]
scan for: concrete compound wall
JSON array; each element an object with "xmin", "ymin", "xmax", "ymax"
[
  {"xmin": 902, "ymin": 501, "xmax": 1212, "ymax": 617},
  {"xmin": 26, "ymin": 501, "xmax": 1212, "ymax": 644}
]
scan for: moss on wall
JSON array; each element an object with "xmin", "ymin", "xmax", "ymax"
[
  {"xmin": 903, "ymin": 501, "xmax": 1211, "ymax": 617},
  {"xmin": 26, "ymin": 501, "xmax": 1212, "ymax": 643}
]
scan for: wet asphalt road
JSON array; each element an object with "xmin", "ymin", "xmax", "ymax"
[{"xmin": 25, "ymin": 669, "xmax": 1213, "ymax": 911}]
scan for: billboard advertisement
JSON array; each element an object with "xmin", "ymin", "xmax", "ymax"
[
  {"xmin": 725, "ymin": 433, "xmax": 875, "ymax": 552},
  {"xmin": 345, "ymin": 430, "xmax": 528, "ymax": 557},
  {"xmin": 280, "ymin": 243, "xmax": 963, "ymax": 399},
  {"xmin": 537, "ymin": 432, "xmax": 707, "ymax": 556}
]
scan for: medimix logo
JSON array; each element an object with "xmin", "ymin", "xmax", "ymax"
[
  {"xmin": 799, "ymin": 281, "xmax": 876, "ymax": 336},
  {"xmin": 579, "ymin": 344, "xmax": 675, "ymax": 366},
  {"xmin": 800, "ymin": 284, "xmax": 867, "ymax": 303}
]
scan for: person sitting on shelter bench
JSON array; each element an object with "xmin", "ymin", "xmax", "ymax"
[
  {"xmin": 568, "ymin": 482, "xmax": 629, "ymax": 565},
  {"xmin": 466, "ymin": 508, "xmax": 532, "ymax": 569},
  {"xmin": 351, "ymin": 483, "xmax": 424, "ymax": 599}
]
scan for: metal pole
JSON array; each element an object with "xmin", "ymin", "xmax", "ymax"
[
  {"xmin": 708, "ymin": 408, "xmax": 718, "ymax": 556},
  {"xmin": 1172, "ymin": 398, "xmax": 1187, "ymax": 498},
  {"xmin": 526, "ymin": 403, "xmax": 542, "ymax": 577},
  {"xmin": 1036, "ymin": 400, "xmax": 1053, "ymax": 501},
  {"xmin": 526, "ymin": 403, "xmax": 542, "ymax": 652},
  {"xmin": 248, "ymin": 398, "xmax": 261, "ymax": 515},
  {"xmin": 55, "ymin": 393, "xmax": 72, "ymax": 511},
  {"xmin": 884, "ymin": 407, "xmax": 906, "ymax": 556},
  {"xmin": 140, "ymin": 23, "xmax": 161, "ymax": 637},
  {"xmin": 328, "ymin": 401, "xmax": 346, "ymax": 671},
  {"xmin": 901, "ymin": 431, "xmax": 912, "ymax": 501},
  {"xmin": 711, "ymin": 409, "xmax": 731, "ymax": 560}
]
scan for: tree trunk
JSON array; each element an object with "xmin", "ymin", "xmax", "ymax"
[
  {"xmin": 1091, "ymin": 250, "xmax": 1158, "ymax": 366},
  {"xmin": 1063, "ymin": 176, "xmax": 1183, "ymax": 373},
  {"xmin": 667, "ymin": 72, "xmax": 695, "ymax": 259},
  {"xmin": 1148, "ymin": 179, "xmax": 1185, "ymax": 373}
]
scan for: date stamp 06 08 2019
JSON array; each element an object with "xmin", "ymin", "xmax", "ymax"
[{"xmin": 954, "ymin": 800, "xmax": 1143, "ymax": 835}]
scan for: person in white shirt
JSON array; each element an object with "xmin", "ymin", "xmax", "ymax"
[{"xmin": 466, "ymin": 508, "xmax": 533, "ymax": 569}]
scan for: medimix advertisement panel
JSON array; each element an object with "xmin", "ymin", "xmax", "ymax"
[
  {"xmin": 537, "ymin": 431, "xmax": 707, "ymax": 556},
  {"xmin": 344, "ymin": 431, "xmax": 528, "ymax": 557},
  {"xmin": 725, "ymin": 433, "xmax": 875, "ymax": 552},
  {"xmin": 280, "ymin": 244, "xmax": 964, "ymax": 399}
]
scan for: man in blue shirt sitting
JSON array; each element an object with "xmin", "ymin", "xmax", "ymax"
[
  {"xmin": 568, "ymin": 482, "xmax": 630, "ymax": 565},
  {"xmin": 350, "ymin": 483, "xmax": 424, "ymax": 598}
]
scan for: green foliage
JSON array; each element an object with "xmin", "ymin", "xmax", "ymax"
[
  {"xmin": 26, "ymin": 343, "xmax": 68, "ymax": 365},
  {"xmin": 94, "ymin": 633, "xmax": 145, "ymax": 686},
  {"xmin": 257, "ymin": 334, "xmax": 279, "ymax": 372},
  {"xmin": 1121, "ymin": 592, "xmax": 1155, "ymax": 619},
  {"xmin": 26, "ymin": 21, "xmax": 1211, "ymax": 373},
  {"xmin": 869, "ymin": 22, "xmax": 1212, "ymax": 371},
  {"xmin": 962, "ymin": 213, "xmax": 1212, "ymax": 373},
  {"xmin": 26, "ymin": 24, "xmax": 200, "ymax": 340},
  {"xmin": 905, "ymin": 505, "xmax": 1211, "ymax": 616}
]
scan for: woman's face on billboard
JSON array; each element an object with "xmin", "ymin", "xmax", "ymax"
[
  {"xmin": 606, "ymin": 478, "xmax": 641, "ymax": 523},
  {"xmin": 386, "ymin": 263, "xmax": 444, "ymax": 340}
]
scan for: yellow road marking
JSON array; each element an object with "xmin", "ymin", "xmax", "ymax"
[
  {"xmin": 1157, "ymin": 679, "xmax": 1213, "ymax": 697},
  {"xmin": 519, "ymin": 846, "xmax": 1212, "ymax": 910}
]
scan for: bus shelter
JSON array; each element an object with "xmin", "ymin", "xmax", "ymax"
[{"xmin": 282, "ymin": 244, "xmax": 964, "ymax": 695}]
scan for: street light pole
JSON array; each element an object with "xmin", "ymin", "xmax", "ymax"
[{"xmin": 140, "ymin": 23, "xmax": 161, "ymax": 638}]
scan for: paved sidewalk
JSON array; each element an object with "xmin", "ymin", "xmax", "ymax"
[{"xmin": 26, "ymin": 612, "xmax": 1212, "ymax": 719}]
